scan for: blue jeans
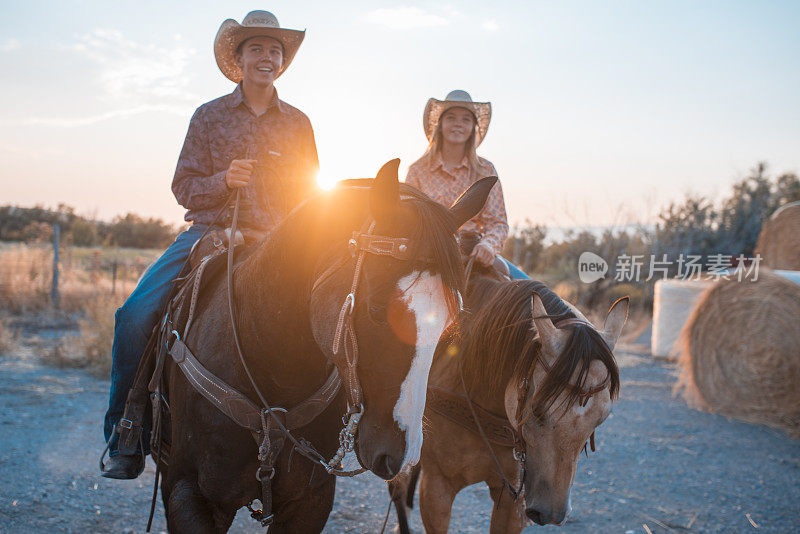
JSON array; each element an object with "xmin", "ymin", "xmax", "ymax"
[
  {"xmin": 103, "ymin": 225, "xmax": 206, "ymax": 454},
  {"xmin": 498, "ymin": 255, "xmax": 530, "ymax": 279}
]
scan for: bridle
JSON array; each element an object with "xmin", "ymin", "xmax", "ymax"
[
  {"xmin": 462, "ymin": 315, "xmax": 610, "ymax": 503},
  {"xmin": 309, "ymin": 220, "xmax": 434, "ymax": 473},
  {"xmin": 515, "ymin": 317, "xmax": 611, "ymax": 427}
]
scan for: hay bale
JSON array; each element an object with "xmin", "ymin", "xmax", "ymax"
[
  {"xmin": 651, "ymin": 278, "xmax": 714, "ymax": 359},
  {"xmin": 675, "ymin": 269, "xmax": 800, "ymax": 437},
  {"xmin": 754, "ymin": 201, "xmax": 800, "ymax": 270}
]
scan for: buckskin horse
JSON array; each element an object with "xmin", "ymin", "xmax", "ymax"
[
  {"xmin": 389, "ymin": 272, "xmax": 628, "ymax": 533},
  {"xmin": 128, "ymin": 160, "xmax": 496, "ymax": 533}
]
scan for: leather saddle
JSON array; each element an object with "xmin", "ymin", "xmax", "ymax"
[{"xmin": 188, "ymin": 227, "xmax": 266, "ymax": 269}]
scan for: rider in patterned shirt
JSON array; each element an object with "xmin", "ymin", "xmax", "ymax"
[
  {"xmin": 101, "ymin": 10, "xmax": 318, "ymax": 479},
  {"xmin": 405, "ymin": 90, "xmax": 527, "ymax": 279}
]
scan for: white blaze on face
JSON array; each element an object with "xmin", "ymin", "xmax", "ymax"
[{"xmin": 393, "ymin": 271, "xmax": 451, "ymax": 469}]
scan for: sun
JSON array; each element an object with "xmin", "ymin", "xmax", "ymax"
[{"xmin": 316, "ymin": 170, "xmax": 339, "ymax": 191}]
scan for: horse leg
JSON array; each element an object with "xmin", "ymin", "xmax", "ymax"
[
  {"xmin": 389, "ymin": 464, "xmax": 420, "ymax": 534},
  {"xmin": 488, "ymin": 484, "xmax": 523, "ymax": 534},
  {"xmin": 418, "ymin": 465, "xmax": 458, "ymax": 534},
  {"xmin": 266, "ymin": 476, "xmax": 336, "ymax": 534},
  {"xmin": 166, "ymin": 477, "xmax": 234, "ymax": 534}
]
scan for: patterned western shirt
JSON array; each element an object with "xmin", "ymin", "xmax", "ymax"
[
  {"xmin": 172, "ymin": 84, "xmax": 319, "ymax": 230},
  {"xmin": 405, "ymin": 154, "xmax": 509, "ymax": 255}
]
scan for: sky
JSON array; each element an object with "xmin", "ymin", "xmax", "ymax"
[{"xmin": 1, "ymin": 0, "xmax": 798, "ymax": 229}]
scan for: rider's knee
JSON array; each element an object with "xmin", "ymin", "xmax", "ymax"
[{"xmin": 115, "ymin": 298, "xmax": 158, "ymax": 331}]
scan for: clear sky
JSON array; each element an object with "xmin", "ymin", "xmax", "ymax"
[{"xmin": 1, "ymin": 1, "xmax": 798, "ymax": 229}]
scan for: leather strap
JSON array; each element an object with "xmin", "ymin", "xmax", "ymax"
[
  {"xmin": 554, "ymin": 317, "xmax": 595, "ymax": 329},
  {"xmin": 349, "ymin": 232, "xmax": 414, "ymax": 261},
  {"xmin": 169, "ymin": 338, "xmax": 342, "ymax": 433},
  {"xmin": 184, "ymin": 252, "xmax": 220, "ymax": 339},
  {"xmin": 170, "ymin": 339, "xmax": 264, "ymax": 432},
  {"xmin": 427, "ymin": 386, "xmax": 517, "ymax": 448}
]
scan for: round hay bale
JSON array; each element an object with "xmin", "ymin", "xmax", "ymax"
[
  {"xmin": 651, "ymin": 278, "xmax": 714, "ymax": 359},
  {"xmin": 754, "ymin": 201, "xmax": 800, "ymax": 270},
  {"xmin": 675, "ymin": 269, "xmax": 800, "ymax": 437}
]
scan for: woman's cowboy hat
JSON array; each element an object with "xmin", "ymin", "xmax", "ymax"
[
  {"xmin": 423, "ymin": 90, "xmax": 492, "ymax": 146},
  {"xmin": 214, "ymin": 10, "xmax": 305, "ymax": 83}
]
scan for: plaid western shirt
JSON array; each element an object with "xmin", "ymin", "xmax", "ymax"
[
  {"xmin": 405, "ymin": 154, "xmax": 509, "ymax": 255},
  {"xmin": 172, "ymin": 84, "xmax": 319, "ymax": 230}
]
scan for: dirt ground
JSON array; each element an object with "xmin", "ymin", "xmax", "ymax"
[{"xmin": 0, "ymin": 319, "xmax": 798, "ymax": 533}]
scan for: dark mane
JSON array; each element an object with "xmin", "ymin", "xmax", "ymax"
[
  {"xmin": 459, "ymin": 278, "xmax": 620, "ymax": 419},
  {"xmin": 397, "ymin": 183, "xmax": 465, "ymax": 314}
]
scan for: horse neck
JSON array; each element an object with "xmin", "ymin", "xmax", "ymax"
[
  {"xmin": 457, "ymin": 276, "xmax": 537, "ymax": 415},
  {"xmin": 231, "ymin": 196, "xmax": 364, "ymax": 400}
]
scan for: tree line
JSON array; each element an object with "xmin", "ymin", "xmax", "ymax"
[
  {"xmin": 0, "ymin": 204, "xmax": 178, "ymax": 249},
  {"xmin": 502, "ymin": 163, "xmax": 800, "ymax": 307}
]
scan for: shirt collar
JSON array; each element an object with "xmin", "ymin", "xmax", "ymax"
[
  {"xmin": 225, "ymin": 84, "xmax": 287, "ymax": 115},
  {"xmin": 432, "ymin": 152, "xmax": 469, "ymax": 174}
]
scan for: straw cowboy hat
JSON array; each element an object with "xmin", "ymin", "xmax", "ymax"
[
  {"xmin": 423, "ymin": 90, "xmax": 492, "ymax": 146},
  {"xmin": 214, "ymin": 10, "xmax": 305, "ymax": 83}
]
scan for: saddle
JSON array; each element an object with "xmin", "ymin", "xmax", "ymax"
[{"xmin": 187, "ymin": 227, "xmax": 266, "ymax": 269}]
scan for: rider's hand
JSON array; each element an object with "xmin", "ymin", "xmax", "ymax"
[
  {"xmin": 225, "ymin": 159, "xmax": 258, "ymax": 189},
  {"xmin": 471, "ymin": 242, "xmax": 496, "ymax": 267}
]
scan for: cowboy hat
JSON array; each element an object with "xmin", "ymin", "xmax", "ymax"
[
  {"xmin": 214, "ymin": 10, "xmax": 305, "ymax": 83},
  {"xmin": 423, "ymin": 90, "xmax": 492, "ymax": 146}
]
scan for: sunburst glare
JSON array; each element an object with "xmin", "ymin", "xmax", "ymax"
[{"xmin": 316, "ymin": 170, "xmax": 339, "ymax": 191}]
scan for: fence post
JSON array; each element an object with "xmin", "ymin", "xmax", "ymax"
[
  {"xmin": 112, "ymin": 259, "xmax": 118, "ymax": 295},
  {"xmin": 51, "ymin": 223, "xmax": 60, "ymax": 309}
]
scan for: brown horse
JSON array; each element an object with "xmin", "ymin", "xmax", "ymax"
[
  {"xmin": 160, "ymin": 160, "xmax": 496, "ymax": 533},
  {"xmin": 389, "ymin": 275, "xmax": 628, "ymax": 533}
]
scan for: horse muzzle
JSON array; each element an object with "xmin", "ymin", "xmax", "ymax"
[
  {"xmin": 354, "ymin": 423, "xmax": 407, "ymax": 480},
  {"xmin": 525, "ymin": 504, "xmax": 570, "ymax": 526}
]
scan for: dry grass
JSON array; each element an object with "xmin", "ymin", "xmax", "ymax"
[
  {"xmin": 675, "ymin": 269, "xmax": 800, "ymax": 437},
  {"xmin": 33, "ymin": 294, "xmax": 127, "ymax": 377},
  {"xmin": 0, "ymin": 242, "xmax": 158, "ymax": 313},
  {"xmin": 74, "ymin": 293, "xmax": 125, "ymax": 376},
  {"xmin": 1, "ymin": 243, "xmax": 159, "ymax": 373}
]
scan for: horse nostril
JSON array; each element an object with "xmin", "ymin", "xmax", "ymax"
[
  {"xmin": 373, "ymin": 453, "xmax": 402, "ymax": 480},
  {"xmin": 526, "ymin": 508, "xmax": 546, "ymax": 526}
]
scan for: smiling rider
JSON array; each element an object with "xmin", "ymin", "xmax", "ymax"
[{"xmin": 101, "ymin": 10, "xmax": 319, "ymax": 479}]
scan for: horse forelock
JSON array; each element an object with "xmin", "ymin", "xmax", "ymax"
[{"xmin": 526, "ymin": 325, "xmax": 620, "ymax": 423}]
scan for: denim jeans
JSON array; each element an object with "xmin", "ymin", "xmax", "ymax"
[
  {"xmin": 103, "ymin": 225, "xmax": 206, "ymax": 454},
  {"xmin": 498, "ymin": 255, "xmax": 530, "ymax": 279}
]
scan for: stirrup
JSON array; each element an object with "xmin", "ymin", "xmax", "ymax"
[
  {"xmin": 99, "ymin": 423, "xmax": 145, "ymax": 472},
  {"xmin": 247, "ymin": 502, "xmax": 274, "ymax": 527}
]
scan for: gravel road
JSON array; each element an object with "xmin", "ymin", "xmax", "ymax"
[{"xmin": 1, "ymin": 326, "xmax": 798, "ymax": 533}]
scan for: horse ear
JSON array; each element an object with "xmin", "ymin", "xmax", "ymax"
[
  {"xmin": 531, "ymin": 292, "xmax": 569, "ymax": 357},
  {"xmin": 601, "ymin": 296, "xmax": 629, "ymax": 350},
  {"xmin": 449, "ymin": 176, "xmax": 498, "ymax": 228},
  {"xmin": 370, "ymin": 159, "xmax": 401, "ymax": 223}
]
